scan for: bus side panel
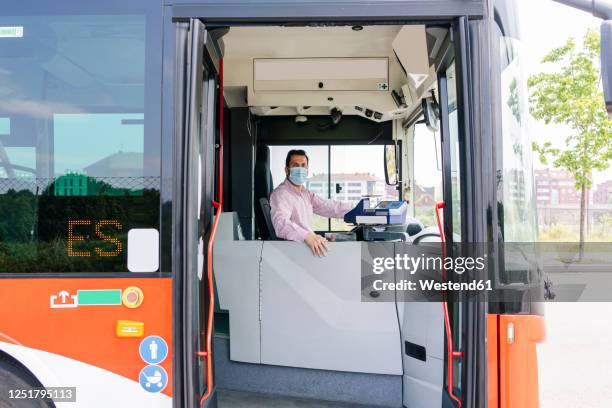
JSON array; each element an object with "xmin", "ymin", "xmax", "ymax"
[
  {"xmin": 497, "ymin": 314, "xmax": 545, "ymax": 408},
  {"xmin": 487, "ymin": 314, "xmax": 499, "ymax": 408},
  {"xmin": 0, "ymin": 277, "xmax": 172, "ymax": 405}
]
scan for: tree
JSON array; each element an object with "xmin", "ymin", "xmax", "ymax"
[{"xmin": 529, "ymin": 30, "xmax": 612, "ymax": 258}]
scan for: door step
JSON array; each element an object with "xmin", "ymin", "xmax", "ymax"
[{"xmin": 216, "ymin": 389, "xmax": 378, "ymax": 408}]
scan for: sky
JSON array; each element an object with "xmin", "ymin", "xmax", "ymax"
[
  {"xmin": 519, "ymin": 0, "xmax": 600, "ymax": 68},
  {"xmin": 519, "ymin": 0, "xmax": 609, "ymax": 184}
]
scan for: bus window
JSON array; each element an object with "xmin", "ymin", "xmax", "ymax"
[
  {"xmin": 494, "ymin": 18, "xmax": 538, "ymax": 284},
  {"xmin": 413, "ymin": 123, "xmax": 443, "ymax": 226},
  {"xmin": 496, "ymin": 26, "xmax": 538, "ymax": 243},
  {"xmin": 268, "ymin": 144, "xmax": 397, "ymax": 232},
  {"xmin": 0, "ymin": 12, "xmax": 160, "ymax": 273},
  {"xmin": 446, "ymin": 62, "xmax": 462, "ymax": 239},
  {"xmin": 269, "ymin": 145, "xmax": 330, "ymax": 231},
  {"xmin": 330, "ymin": 145, "xmax": 399, "ymax": 231}
]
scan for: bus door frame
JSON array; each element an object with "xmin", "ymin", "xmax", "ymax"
[
  {"xmin": 169, "ymin": 3, "xmax": 490, "ymax": 408},
  {"xmin": 437, "ymin": 15, "xmax": 490, "ymax": 408},
  {"xmin": 173, "ymin": 18, "xmax": 221, "ymax": 408}
]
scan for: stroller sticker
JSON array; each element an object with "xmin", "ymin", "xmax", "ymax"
[{"xmin": 139, "ymin": 365, "xmax": 168, "ymax": 393}]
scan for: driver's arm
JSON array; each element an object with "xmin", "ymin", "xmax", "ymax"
[{"xmin": 310, "ymin": 192, "xmax": 353, "ymax": 219}]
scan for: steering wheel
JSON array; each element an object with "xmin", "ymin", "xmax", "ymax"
[{"xmin": 412, "ymin": 233, "xmax": 441, "ymax": 244}]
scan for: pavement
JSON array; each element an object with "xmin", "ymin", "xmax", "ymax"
[
  {"xmin": 539, "ymin": 302, "xmax": 612, "ymax": 408},
  {"xmin": 217, "ymin": 389, "xmax": 376, "ymax": 408}
]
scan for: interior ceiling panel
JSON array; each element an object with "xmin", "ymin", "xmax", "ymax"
[
  {"xmin": 223, "ymin": 25, "xmax": 402, "ymax": 59},
  {"xmin": 222, "ymin": 25, "xmax": 433, "ymax": 122}
]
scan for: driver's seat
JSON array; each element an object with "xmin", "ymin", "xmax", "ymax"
[{"xmin": 258, "ymin": 197, "xmax": 278, "ymax": 240}]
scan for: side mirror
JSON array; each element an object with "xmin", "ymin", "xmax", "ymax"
[
  {"xmin": 601, "ymin": 20, "xmax": 612, "ymax": 115},
  {"xmin": 421, "ymin": 94, "xmax": 440, "ymax": 132},
  {"xmin": 384, "ymin": 144, "xmax": 399, "ymax": 185}
]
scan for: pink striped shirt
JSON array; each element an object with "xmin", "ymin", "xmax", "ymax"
[{"xmin": 270, "ymin": 179, "xmax": 353, "ymax": 242}]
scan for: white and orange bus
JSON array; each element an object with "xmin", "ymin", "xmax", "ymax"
[{"xmin": 1, "ymin": 1, "xmax": 610, "ymax": 408}]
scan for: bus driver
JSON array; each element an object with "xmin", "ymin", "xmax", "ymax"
[{"xmin": 270, "ymin": 149, "xmax": 352, "ymax": 257}]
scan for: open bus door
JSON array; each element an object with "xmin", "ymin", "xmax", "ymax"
[
  {"xmin": 436, "ymin": 15, "xmax": 489, "ymax": 408},
  {"xmin": 435, "ymin": 17, "xmax": 466, "ymax": 408},
  {"xmin": 175, "ymin": 18, "xmax": 222, "ymax": 408}
]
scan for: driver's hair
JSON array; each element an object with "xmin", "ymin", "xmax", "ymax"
[{"xmin": 285, "ymin": 149, "xmax": 309, "ymax": 167}]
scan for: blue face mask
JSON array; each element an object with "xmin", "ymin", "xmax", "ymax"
[{"xmin": 288, "ymin": 167, "xmax": 308, "ymax": 185}]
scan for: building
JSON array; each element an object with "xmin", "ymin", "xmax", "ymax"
[
  {"xmin": 593, "ymin": 180, "xmax": 612, "ymax": 204},
  {"xmin": 83, "ymin": 152, "xmax": 143, "ymax": 179},
  {"xmin": 534, "ymin": 168, "xmax": 581, "ymax": 206},
  {"xmin": 306, "ymin": 173, "xmax": 386, "ymax": 203},
  {"xmin": 534, "ymin": 169, "xmax": 612, "ymax": 231},
  {"xmin": 535, "ymin": 168, "xmax": 612, "ymax": 206},
  {"xmin": 414, "ymin": 184, "xmax": 436, "ymax": 207},
  {"xmin": 504, "ymin": 169, "xmax": 528, "ymax": 204},
  {"xmin": 83, "ymin": 151, "xmax": 145, "ymax": 193},
  {"xmin": 54, "ymin": 173, "xmax": 88, "ymax": 196}
]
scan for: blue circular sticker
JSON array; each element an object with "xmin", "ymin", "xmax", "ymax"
[
  {"xmin": 139, "ymin": 335, "xmax": 168, "ymax": 364},
  {"xmin": 139, "ymin": 365, "xmax": 168, "ymax": 393}
]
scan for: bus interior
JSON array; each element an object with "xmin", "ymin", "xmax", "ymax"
[{"xmin": 208, "ymin": 22, "xmax": 457, "ymax": 408}]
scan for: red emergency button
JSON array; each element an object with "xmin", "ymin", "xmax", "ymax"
[{"xmin": 122, "ymin": 286, "xmax": 144, "ymax": 308}]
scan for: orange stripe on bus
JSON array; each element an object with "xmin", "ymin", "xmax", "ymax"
[{"xmin": 0, "ymin": 277, "xmax": 173, "ymax": 397}]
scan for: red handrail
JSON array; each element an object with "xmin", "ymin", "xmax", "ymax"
[
  {"xmin": 200, "ymin": 58, "xmax": 224, "ymax": 405},
  {"xmin": 435, "ymin": 201, "xmax": 463, "ymax": 408}
]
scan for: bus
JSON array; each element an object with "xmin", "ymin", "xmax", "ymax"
[{"xmin": 0, "ymin": 1, "xmax": 610, "ymax": 407}]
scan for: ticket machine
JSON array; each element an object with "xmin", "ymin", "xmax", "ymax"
[{"xmin": 344, "ymin": 198, "xmax": 411, "ymax": 242}]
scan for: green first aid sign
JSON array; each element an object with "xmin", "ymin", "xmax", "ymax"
[{"xmin": 0, "ymin": 27, "xmax": 24, "ymax": 38}]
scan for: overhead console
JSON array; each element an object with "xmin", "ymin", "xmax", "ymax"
[{"xmin": 222, "ymin": 25, "xmax": 435, "ymax": 122}]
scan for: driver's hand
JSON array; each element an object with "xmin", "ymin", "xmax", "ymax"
[
  {"xmin": 304, "ymin": 233, "xmax": 329, "ymax": 257},
  {"xmin": 325, "ymin": 233, "xmax": 337, "ymax": 242}
]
